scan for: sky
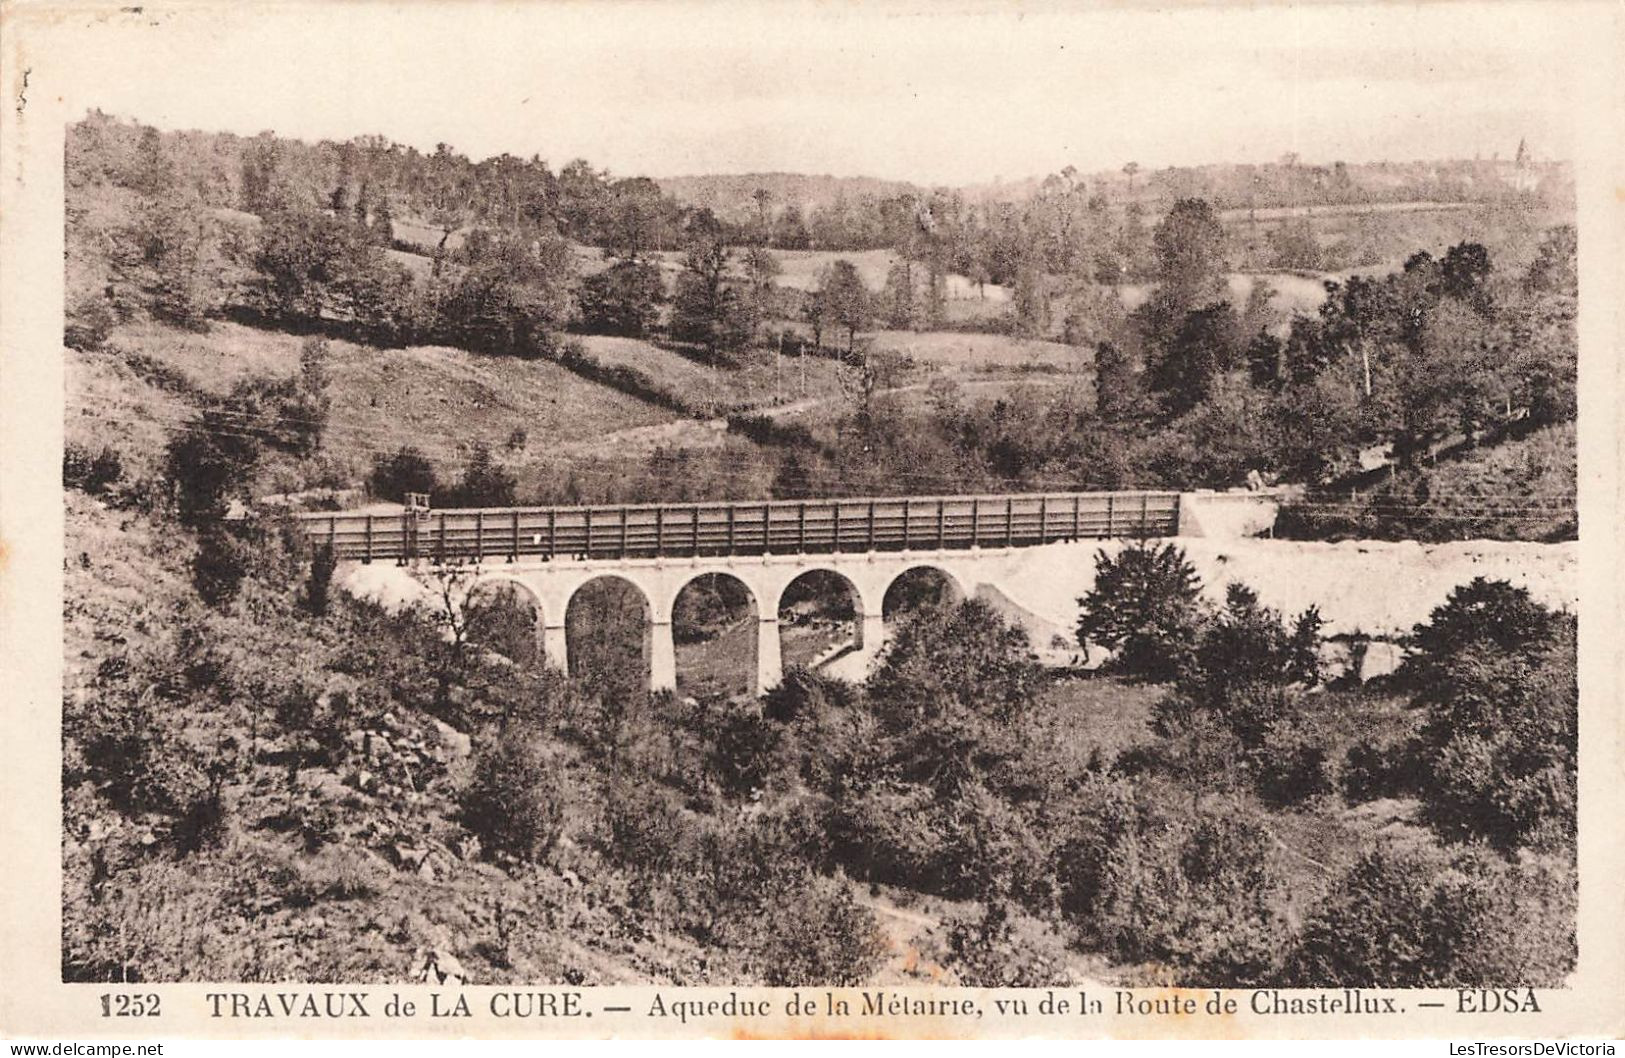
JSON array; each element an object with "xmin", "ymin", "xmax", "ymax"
[{"xmin": 31, "ymin": 0, "xmax": 1588, "ymax": 186}]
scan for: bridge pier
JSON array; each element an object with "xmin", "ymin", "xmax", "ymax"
[
  {"xmin": 855, "ymin": 610, "xmax": 888, "ymax": 672},
  {"xmin": 649, "ymin": 619, "xmax": 677, "ymax": 693},
  {"xmin": 542, "ymin": 622, "xmax": 569, "ymax": 675},
  {"xmin": 756, "ymin": 615, "xmax": 783, "ymax": 694}
]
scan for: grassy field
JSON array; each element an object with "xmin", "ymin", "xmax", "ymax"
[
  {"xmin": 88, "ymin": 320, "xmax": 686, "ymax": 476},
  {"xmin": 574, "ymin": 334, "xmax": 848, "ymax": 414},
  {"xmin": 868, "ymin": 330, "xmax": 1088, "ymax": 372}
]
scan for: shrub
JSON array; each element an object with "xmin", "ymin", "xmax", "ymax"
[
  {"xmin": 463, "ymin": 583, "xmax": 540, "ymax": 666},
  {"xmin": 707, "ymin": 699, "xmax": 781, "ymax": 797},
  {"xmin": 1417, "ymin": 624, "xmax": 1577, "ymax": 849},
  {"xmin": 945, "ymin": 900, "xmax": 1072, "ymax": 988},
  {"xmin": 1400, "ymin": 577, "xmax": 1560, "ymax": 689},
  {"xmin": 460, "ymin": 726, "xmax": 565, "ymax": 864},
  {"xmin": 443, "ymin": 443, "xmax": 517, "ymax": 508},
  {"xmin": 826, "ymin": 774, "xmax": 1049, "ymax": 904},
  {"xmin": 867, "ymin": 598, "xmax": 1042, "ymax": 728},
  {"xmin": 577, "ymin": 258, "xmax": 663, "ymax": 337},
  {"xmin": 940, "ymin": 780, "xmax": 1053, "ymax": 905},
  {"xmin": 303, "ymin": 543, "xmax": 337, "ymax": 616},
  {"xmin": 1340, "ymin": 736, "xmax": 1422, "ymax": 804},
  {"xmin": 761, "ymin": 665, "xmax": 857, "ymax": 724},
  {"xmin": 1144, "ymin": 699, "xmax": 1248, "ymax": 791},
  {"xmin": 1282, "ymin": 844, "xmax": 1575, "ymax": 987},
  {"xmin": 65, "ymin": 292, "xmax": 119, "ymax": 351},
  {"xmin": 62, "ymin": 853, "xmax": 289, "ymax": 983},
  {"xmin": 750, "ymin": 876, "xmax": 886, "ymax": 987},
  {"xmin": 1401, "ymin": 580, "xmax": 1575, "ymax": 849},
  {"xmin": 1184, "ymin": 585, "xmax": 1322, "ymax": 710},
  {"xmin": 1051, "ymin": 778, "xmax": 1286, "ymax": 985},
  {"xmin": 64, "ymin": 443, "xmax": 125, "ymax": 494},
  {"xmin": 1250, "ymin": 717, "xmax": 1335, "ymax": 806},
  {"xmin": 368, "ymin": 446, "xmax": 438, "ymax": 503},
  {"xmin": 824, "ymin": 778, "xmax": 943, "ymax": 889},
  {"xmin": 1077, "ymin": 541, "xmax": 1203, "ymax": 682},
  {"xmin": 191, "ymin": 527, "xmax": 253, "ymax": 606},
  {"xmin": 600, "ymin": 773, "xmax": 685, "ymax": 880}
]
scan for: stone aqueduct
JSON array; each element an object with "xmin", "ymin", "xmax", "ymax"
[
  {"xmin": 302, "ymin": 490, "xmax": 1209, "ymax": 693},
  {"xmin": 462, "ymin": 551, "xmax": 983, "ymax": 694}
]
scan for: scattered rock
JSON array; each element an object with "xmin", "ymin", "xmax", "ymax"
[{"xmin": 430, "ymin": 718, "xmax": 472, "ymax": 759}]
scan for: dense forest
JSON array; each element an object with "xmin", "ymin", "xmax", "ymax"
[{"xmin": 62, "ymin": 112, "xmax": 1579, "ymax": 988}]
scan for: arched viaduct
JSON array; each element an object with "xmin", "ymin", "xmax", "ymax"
[
  {"xmin": 462, "ymin": 552, "xmax": 983, "ymax": 694},
  {"xmin": 301, "ymin": 490, "xmax": 1192, "ymax": 693}
]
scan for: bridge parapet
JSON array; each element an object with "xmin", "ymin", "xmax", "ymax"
[{"xmin": 295, "ymin": 490, "xmax": 1181, "ymax": 565}]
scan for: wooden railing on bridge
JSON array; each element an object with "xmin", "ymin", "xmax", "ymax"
[{"xmin": 295, "ymin": 490, "xmax": 1181, "ymax": 564}]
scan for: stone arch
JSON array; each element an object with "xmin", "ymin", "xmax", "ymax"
[
  {"xmin": 670, "ymin": 571, "xmax": 760, "ymax": 699},
  {"xmin": 882, "ymin": 564, "xmax": 965, "ymax": 623},
  {"xmin": 461, "ymin": 575, "xmax": 545, "ymax": 667},
  {"xmin": 777, "ymin": 567, "xmax": 870, "ymax": 675},
  {"xmin": 565, "ymin": 574, "xmax": 655, "ymax": 693}
]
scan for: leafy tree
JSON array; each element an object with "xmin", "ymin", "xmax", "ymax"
[
  {"xmin": 250, "ymin": 205, "xmax": 418, "ymax": 341},
  {"xmin": 1508, "ymin": 287, "xmax": 1577, "ymax": 429},
  {"xmin": 368, "ymin": 445, "xmax": 439, "ymax": 503},
  {"xmin": 438, "ymin": 224, "xmax": 572, "ymax": 357},
  {"xmin": 881, "ymin": 260, "xmax": 916, "ymax": 329},
  {"xmin": 602, "ymin": 176, "xmax": 674, "ymax": 257},
  {"xmin": 1418, "ymin": 622, "xmax": 1576, "ymax": 848},
  {"xmin": 1403, "ymin": 579, "xmax": 1574, "ymax": 848},
  {"xmin": 192, "ymin": 526, "xmax": 254, "ymax": 606},
  {"xmin": 1152, "ymin": 301, "xmax": 1242, "ymax": 415},
  {"xmin": 303, "ymin": 544, "xmax": 337, "ymax": 616},
  {"xmin": 812, "ymin": 259, "xmax": 871, "ymax": 355},
  {"xmin": 671, "ymin": 229, "xmax": 748, "ymax": 355},
  {"xmin": 164, "ymin": 408, "xmax": 262, "ymax": 526},
  {"xmin": 742, "ymin": 246, "xmax": 782, "ymax": 337},
  {"xmin": 1152, "ymin": 198, "xmax": 1229, "ymax": 307},
  {"xmin": 1183, "ymin": 583, "xmax": 1321, "ymax": 714},
  {"xmin": 239, "ymin": 131, "xmax": 283, "ymax": 214},
  {"xmin": 1077, "ymin": 541, "xmax": 1204, "ymax": 682},
  {"xmin": 116, "ymin": 185, "xmax": 221, "ymax": 329},
  {"xmin": 460, "ymin": 724, "xmax": 564, "ymax": 863},
  {"xmin": 1011, "ymin": 259, "xmax": 1050, "ymax": 338},
  {"xmin": 445, "ymin": 443, "xmax": 517, "ymax": 507},
  {"xmin": 578, "ymin": 258, "xmax": 663, "ymax": 337},
  {"xmin": 1094, "ymin": 341, "xmax": 1140, "ymax": 420},
  {"xmin": 1264, "ymin": 218, "xmax": 1323, "ymax": 271},
  {"xmin": 1525, "ymin": 225, "xmax": 1577, "ymax": 296},
  {"xmin": 1439, "ymin": 241, "xmax": 1493, "ymax": 314},
  {"xmin": 1400, "ymin": 577, "xmax": 1561, "ymax": 688},
  {"xmin": 287, "ymin": 337, "xmax": 333, "ymax": 452}
]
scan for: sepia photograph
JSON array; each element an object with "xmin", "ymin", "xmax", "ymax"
[{"xmin": 4, "ymin": 0, "xmax": 1623, "ymax": 1042}]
